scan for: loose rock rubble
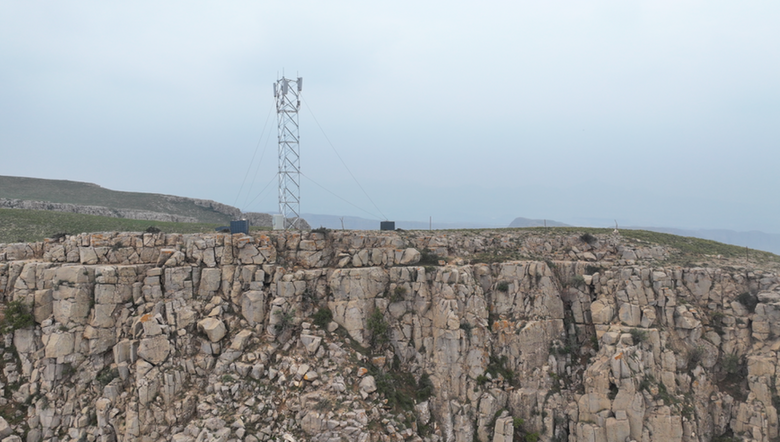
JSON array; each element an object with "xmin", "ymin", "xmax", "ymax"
[{"xmin": 0, "ymin": 229, "xmax": 778, "ymax": 442}]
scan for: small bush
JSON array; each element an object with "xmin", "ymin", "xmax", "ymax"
[
  {"xmin": 0, "ymin": 300, "xmax": 35, "ymax": 333},
  {"xmin": 274, "ymin": 309, "xmax": 295, "ymax": 332},
  {"xmin": 145, "ymin": 226, "xmax": 161, "ymax": 233},
  {"xmin": 311, "ymin": 226, "xmax": 330, "ymax": 235},
  {"xmin": 312, "ymin": 308, "xmax": 333, "ymax": 328},
  {"xmin": 459, "ymin": 322, "xmax": 473, "ymax": 339},
  {"xmin": 584, "ymin": 265, "xmax": 604, "ymax": 275},
  {"xmin": 722, "ymin": 353, "xmax": 741, "ymax": 374},
  {"xmin": 656, "ymin": 382, "xmax": 676, "ymax": 404},
  {"xmin": 513, "ymin": 417, "xmax": 525, "ymax": 428},
  {"xmin": 570, "ymin": 274, "xmax": 586, "ymax": 287},
  {"xmin": 372, "ymin": 367, "xmax": 416, "ymax": 411},
  {"xmin": 96, "ymin": 367, "xmax": 118, "ymax": 386},
  {"xmin": 417, "ymin": 373, "xmax": 434, "ymax": 401},
  {"xmin": 496, "ymin": 281, "xmax": 510, "ymax": 292},
  {"xmin": 485, "ymin": 355, "xmax": 516, "ymax": 386},
  {"xmin": 580, "ymin": 233, "xmax": 597, "ymax": 245},
  {"xmin": 476, "ymin": 374, "xmax": 489, "ymax": 385},
  {"xmin": 737, "ymin": 292, "xmax": 758, "ymax": 312},
  {"xmin": 688, "ymin": 345, "xmax": 706, "ymax": 370},
  {"xmin": 629, "ymin": 328, "xmax": 648, "ymax": 344},
  {"xmin": 390, "ymin": 285, "xmax": 407, "ymax": 302},
  {"xmin": 549, "ymin": 343, "xmax": 571, "ymax": 355},
  {"xmin": 419, "ymin": 249, "xmax": 442, "ymax": 265},
  {"xmin": 301, "ymin": 288, "xmax": 317, "ymax": 306},
  {"xmin": 62, "ymin": 363, "xmax": 75, "ymax": 377},
  {"xmin": 367, "ymin": 308, "xmax": 389, "ymax": 347},
  {"xmin": 525, "ymin": 433, "xmax": 540, "ymax": 442}
]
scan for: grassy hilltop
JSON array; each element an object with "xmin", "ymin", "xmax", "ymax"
[{"xmin": 0, "ymin": 175, "xmax": 235, "ymax": 224}]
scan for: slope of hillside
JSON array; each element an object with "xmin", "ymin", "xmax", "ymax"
[
  {"xmin": 627, "ymin": 226, "xmax": 780, "ymax": 256},
  {"xmin": 0, "ymin": 175, "xmax": 239, "ymax": 223}
]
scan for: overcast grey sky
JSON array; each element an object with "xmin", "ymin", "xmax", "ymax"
[{"xmin": 1, "ymin": 1, "xmax": 778, "ymax": 232}]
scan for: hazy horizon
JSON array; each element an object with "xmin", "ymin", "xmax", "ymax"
[{"xmin": 2, "ymin": 2, "xmax": 778, "ymax": 234}]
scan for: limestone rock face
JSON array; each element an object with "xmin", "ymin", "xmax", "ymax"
[
  {"xmin": 241, "ymin": 290, "xmax": 266, "ymax": 325},
  {"xmin": 198, "ymin": 317, "xmax": 227, "ymax": 342},
  {"xmin": 492, "ymin": 412, "xmax": 513, "ymax": 442},
  {"xmin": 138, "ymin": 335, "xmax": 171, "ymax": 365},
  {"xmin": 0, "ymin": 417, "xmax": 12, "ymax": 438},
  {"xmin": 44, "ymin": 332, "xmax": 74, "ymax": 359},
  {"xmin": 0, "ymin": 229, "xmax": 778, "ymax": 442}
]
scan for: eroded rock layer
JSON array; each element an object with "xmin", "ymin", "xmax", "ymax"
[{"xmin": 0, "ymin": 229, "xmax": 778, "ymax": 442}]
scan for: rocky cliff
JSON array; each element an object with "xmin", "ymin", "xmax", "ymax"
[{"xmin": 0, "ymin": 229, "xmax": 778, "ymax": 442}]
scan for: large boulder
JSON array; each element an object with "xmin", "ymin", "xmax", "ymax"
[
  {"xmin": 198, "ymin": 318, "xmax": 227, "ymax": 342},
  {"xmin": 241, "ymin": 290, "xmax": 266, "ymax": 326},
  {"xmin": 44, "ymin": 332, "xmax": 74, "ymax": 359},
  {"xmin": 138, "ymin": 335, "xmax": 171, "ymax": 365}
]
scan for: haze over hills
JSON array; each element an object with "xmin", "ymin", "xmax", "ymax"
[
  {"xmin": 2, "ymin": 175, "xmax": 778, "ymax": 255},
  {"xmin": 301, "ymin": 213, "xmax": 504, "ymax": 231}
]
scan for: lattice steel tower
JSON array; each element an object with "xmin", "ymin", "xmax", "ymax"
[{"xmin": 274, "ymin": 76, "xmax": 303, "ymax": 229}]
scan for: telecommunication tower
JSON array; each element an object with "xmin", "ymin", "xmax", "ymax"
[{"xmin": 274, "ymin": 76, "xmax": 303, "ymax": 229}]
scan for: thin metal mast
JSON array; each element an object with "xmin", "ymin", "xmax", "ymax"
[{"xmin": 274, "ymin": 76, "xmax": 303, "ymax": 229}]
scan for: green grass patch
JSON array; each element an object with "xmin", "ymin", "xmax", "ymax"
[
  {"xmin": 367, "ymin": 308, "xmax": 389, "ymax": 348},
  {"xmin": 0, "ymin": 208, "xmax": 269, "ymax": 243},
  {"xmin": 484, "ymin": 355, "xmax": 516, "ymax": 386},
  {"xmin": 0, "ymin": 301, "xmax": 34, "ymax": 333},
  {"xmin": 419, "ymin": 248, "xmax": 443, "ymax": 265},
  {"xmin": 629, "ymin": 328, "xmax": 648, "ymax": 344},
  {"xmin": 620, "ymin": 229, "xmax": 779, "ymax": 262},
  {"xmin": 312, "ymin": 307, "xmax": 333, "ymax": 328}
]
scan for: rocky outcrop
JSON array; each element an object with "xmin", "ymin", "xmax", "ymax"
[
  {"xmin": 0, "ymin": 198, "xmax": 200, "ymax": 223},
  {"xmin": 0, "ymin": 229, "xmax": 777, "ymax": 441},
  {"xmin": 159, "ymin": 195, "xmax": 242, "ymax": 220}
]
